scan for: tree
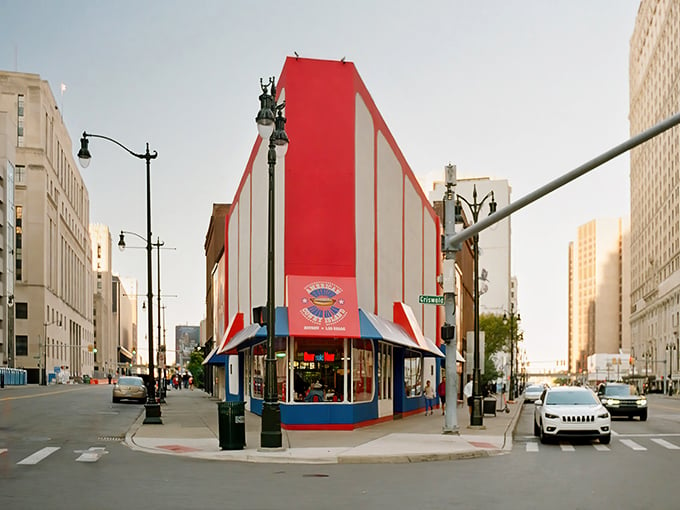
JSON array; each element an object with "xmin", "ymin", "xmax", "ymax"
[
  {"xmin": 187, "ymin": 349, "xmax": 205, "ymax": 389},
  {"xmin": 479, "ymin": 313, "xmax": 522, "ymax": 389}
]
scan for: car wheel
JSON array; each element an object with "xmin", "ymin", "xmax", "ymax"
[
  {"xmin": 600, "ymin": 433, "xmax": 611, "ymax": 445},
  {"xmin": 533, "ymin": 419, "xmax": 540, "ymax": 437},
  {"xmin": 539, "ymin": 421, "xmax": 550, "ymax": 444},
  {"xmin": 112, "ymin": 397, "xmax": 120, "ymax": 403},
  {"xmin": 640, "ymin": 410, "xmax": 648, "ymax": 421}
]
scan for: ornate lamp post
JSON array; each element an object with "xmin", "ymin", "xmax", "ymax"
[
  {"xmin": 255, "ymin": 77, "xmax": 289, "ymax": 448},
  {"xmin": 119, "ymin": 231, "xmax": 168, "ymax": 403},
  {"xmin": 503, "ymin": 306, "xmax": 520, "ymax": 400},
  {"xmin": 455, "ymin": 185, "xmax": 496, "ymax": 427},
  {"xmin": 78, "ymin": 132, "xmax": 161, "ymax": 424}
]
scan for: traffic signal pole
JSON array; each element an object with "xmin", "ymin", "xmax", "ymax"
[{"xmin": 441, "ymin": 164, "xmax": 460, "ymax": 434}]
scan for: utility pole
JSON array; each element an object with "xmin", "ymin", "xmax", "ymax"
[{"xmin": 440, "ymin": 164, "xmax": 459, "ymax": 434}]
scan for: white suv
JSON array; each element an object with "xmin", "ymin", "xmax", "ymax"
[{"xmin": 534, "ymin": 386, "xmax": 611, "ymax": 444}]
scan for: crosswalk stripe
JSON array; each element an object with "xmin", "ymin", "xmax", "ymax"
[
  {"xmin": 620, "ymin": 439, "xmax": 646, "ymax": 451},
  {"xmin": 17, "ymin": 446, "xmax": 60, "ymax": 465},
  {"xmin": 559, "ymin": 443, "xmax": 575, "ymax": 452},
  {"xmin": 651, "ymin": 438, "xmax": 680, "ymax": 450},
  {"xmin": 526, "ymin": 442, "xmax": 539, "ymax": 452},
  {"xmin": 593, "ymin": 444, "xmax": 610, "ymax": 451}
]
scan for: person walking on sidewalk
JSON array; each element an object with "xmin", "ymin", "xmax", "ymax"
[
  {"xmin": 424, "ymin": 380, "xmax": 435, "ymax": 415},
  {"xmin": 438, "ymin": 376, "xmax": 446, "ymax": 415},
  {"xmin": 463, "ymin": 379, "xmax": 473, "ymax": 415}
]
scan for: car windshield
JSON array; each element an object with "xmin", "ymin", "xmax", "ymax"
[
  {"xmin": 604, "ymin": 385, "xmax": 638, "ymax": 396},
  {"xmin": 118, "ymin": 377, "xmax": 142, "ymax": 386},
  {"xmin": 527, "ymin": 386, "xmax": 543, "ymax": 392},
  {"xmin": 545, "ymin": 390, "xmax": 597, "ymax": 405}
]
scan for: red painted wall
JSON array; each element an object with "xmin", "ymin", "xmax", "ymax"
[{"xmin": 279, "ymin": 58, "xmax": 357, "ymax": 279}]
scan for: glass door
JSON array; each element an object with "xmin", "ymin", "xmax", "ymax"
[{"xmin": 378, "ymin": 342, "xmax": 393, "ymax": 417}]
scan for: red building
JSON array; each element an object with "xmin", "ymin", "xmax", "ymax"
[{"xmin": 214, "ymin": 57, "xmax": 449, "ymax": 429}]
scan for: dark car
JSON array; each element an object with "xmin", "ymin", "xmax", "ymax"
[{"xmin": 597, "ymin": 382, "xmax": 647, "ymax": 421}]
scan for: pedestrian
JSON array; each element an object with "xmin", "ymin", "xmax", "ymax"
[
  {"xmin": 424, "ymin": 380, "xmax": 435, "ymax": 415},
  {"xmin": 463, "ymin": 379, "xmax": 473, "ymax": 415},
  {"xmin": 189, "ymin": 376, "xmax": 194, "ymax": 390},
  {"xmin": 107, "ymin": 373, "xmax": 112, "ymax": 385},
  {"xmin": 437, "ymin": 376, "xmax": 446, "ymax": 415}
]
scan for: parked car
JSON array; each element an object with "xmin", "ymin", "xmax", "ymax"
[
  {"xmin": 524, "ymin": 384, "xmax": 547, "ymax": 403},
  {"xmin": 534, "ymin": 386, "xmax": 611, "ymax": 444},
  {"xmin": 597, "ymin": 382, "xmax": 648, "ymax": 421},
  {"xmin": 112, "ymin": 376, "xmax": 147, "ymax": 403}
]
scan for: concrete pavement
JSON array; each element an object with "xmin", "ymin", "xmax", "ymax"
[{"xmin": 127, "ymin": 388, "xmax": 523, "ymax": 464}]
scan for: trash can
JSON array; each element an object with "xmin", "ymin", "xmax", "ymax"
[
  {"xmin": 217, "ymin": 401, "xmax": 246, "ymax": 450},
  {"xmin": 83, "ymin": 375, "xmax": 91, "ymax": 385},
  {"xmin": 483, "ymin": 397, "xmax": 497, "ymax": 416}
]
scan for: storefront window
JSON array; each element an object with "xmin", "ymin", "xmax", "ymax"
[
  {"xmin": 404, "ymin": 350, "xmax": 423, "ymax": 398},
  {"xmin": 252, "ymin": 338, "xmax": 287, "ymax": 401},
  {"xmin": 292, "ymin": 338, "xmax": 346, "ymax": 402},
  {"xmin": 352, "ymin": 338, "xmax": 374, "ymax": 402}
]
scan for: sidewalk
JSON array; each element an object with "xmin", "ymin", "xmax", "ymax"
[{"xmin": 127, "ymin": 389, "xmax": 523, "ymax": 464}]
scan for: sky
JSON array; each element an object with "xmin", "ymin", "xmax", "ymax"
[{"xmin": 0, "ymin": 0, "xmax": 641, "ymax": 366}]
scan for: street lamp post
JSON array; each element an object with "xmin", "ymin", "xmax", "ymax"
[
  {"xmin": 41, "ymin": 319, "xmax": 61, "ymax": 385},
  {"xmin": 255, "ymin": 76, "xmax": 289, "ymax": 448},
  {"xmin": 503, "ymin": 307, "xmax": 520, "ymax": 400},
  {"xmin": 455, "ymin": 185, "xmax": 496, "ymax": 427},
  {"xmin": 78, "ymin": 132, "xmax": 161, "ymax": 424}
]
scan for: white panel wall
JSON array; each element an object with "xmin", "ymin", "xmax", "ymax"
[
  {"xmin": 227, "ymin": 203, "xmax": 239, "ymax": 323},
  {"xmin": 238, "ymin": 174, "xmax": 251, "ymax": 317},
  {"xmin": 376, "ymin": 132, "xmax": 403, "ymax": 318},
  {"xmin": 422, "ymin": 217, "xmax": 437, "ymax": 341},
  {"xmin": 355, "ymin": 94, "xmax": 375, "ymax": 311},
  {"xmin": 403, "ymin": 178, "xmax": 423, "ymax": 328}
]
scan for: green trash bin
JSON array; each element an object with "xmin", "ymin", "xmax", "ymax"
[
  {"xmin": 217, "ymin": 401, "xmax": 246, "ymax": 450},
  {"xmin": 83, "ymin": 375, "xmax": 91, "ymax": 385}
]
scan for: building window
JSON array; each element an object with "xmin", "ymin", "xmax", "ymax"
[
  {"xmin": 15, "ymin": 165, "xmax": 24, "ymax": 184},
  {"xmin": 15, "ymin": 205, "xmax": 22, "ymax": 280},
  {"xmin": 16, "ymin": 335, "xmax": 28, "ymax": 356},
  {"xmin": 352, "ymin": 338, "xmax": 374, "ymax": 402},
  {"xmin": 15, "ymin": 302, "xmax": 28, "ymax": 319},
  {"xmin": 251, "ymin": 338, "xmax": 287, "ymax": 401},
  {"xmin": 404, "ymin": 349, "xmax": 423, "ymax": 398},
  {"xmin": 17, "ymin": 94, "xmax": 24, "ymax": 147},
  {"xmin": 292, "ymin": 338, "xmax": 346, "ymax": 402}
]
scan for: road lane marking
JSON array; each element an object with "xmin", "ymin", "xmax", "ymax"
[
  {"xmin": 651, "ymin": 438, "xmax": 680, "ymax": 450},
  {"xmin": 593, "ymin": 444, "xmax": 610, "ymax": 451},
  {"xmin": 74, "ymin": 447, "xmax": 109, "ymax": 462},
  {"xmin": 526, "ymin": 442, "xmax": 539, "ymax": 452},
  {"xmin": 559, "ymin": 443, "xmax": 575, "ymax": 451},
  {"xmin": 0, "ymin": 448, "xmax": 7, "ymax": 455},
  {"xmin": 17, "ymin": 447, "xmax": 60, "ymax": 465},
  {"xmin": 620, "ymin": 439, "xmax": 646, "ymax": 451}
]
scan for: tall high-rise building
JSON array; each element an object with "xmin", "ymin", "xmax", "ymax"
[
  {"xmin": 90, "ymin": 224, "xmax": 115, "ymax": 377},
  {"xmin": 629, "ymin": 0, "xmax": 680, "ymax": 390},
  {"xmin": 568, "ymin": 218, "xmax": 630, "ymax": 376},
  {"xmin": 0, "ymin": 110, "xmax": 16, "ymax": 367},
  {"xmin": 431, "ymin": 177, "xmax": 513, "ymax": 316},
  {"xmin": 0, "ymin": 71, "xmax": 94, "ymax": 382}
]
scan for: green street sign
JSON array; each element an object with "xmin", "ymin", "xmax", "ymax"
[{"xmin": 418, "ymin": 294, "xmax": 444, "ymax": 305}]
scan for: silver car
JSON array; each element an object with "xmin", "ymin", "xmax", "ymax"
[
  {"xmin": 524, "ymin": 384, "xmax": 547, "ymax": 403},
  {"xmin": 534, "ymin": 386, "xmax": 611, "ymax": 444},
  {"xmin": 112, "ymin": 376, "xmax": 147, "ymax": 403}
]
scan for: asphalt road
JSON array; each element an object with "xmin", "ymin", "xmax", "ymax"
[{"xmin": 2, "ymin": 385, "xmax": 679, "ymax": 510}]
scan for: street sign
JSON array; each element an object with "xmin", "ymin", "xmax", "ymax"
[{"xmin": 418, "ymin": 294, "xmax": 444, "ymax": 305}]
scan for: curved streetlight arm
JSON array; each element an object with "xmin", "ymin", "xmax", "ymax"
[
  {"xmin": 457, "ymin": 190, "xmax": 496, "ymax": 223},
  {"xmin": 447, "ymin": 110, "xmax": 680, "ymax": 248},
  {"xmin": 81, "ymin": 132, "xmax": 158, "ymax": 161}
]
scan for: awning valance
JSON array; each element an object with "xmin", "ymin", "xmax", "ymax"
[{"xmin": 358, "ymin": 309, "xmax": 444, "ymax": 358}]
